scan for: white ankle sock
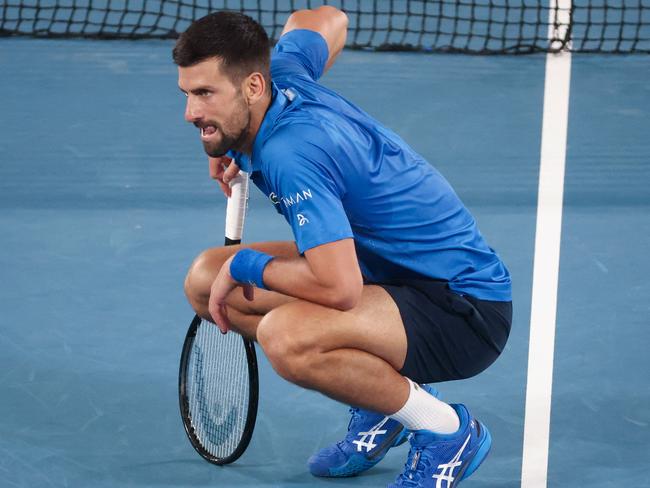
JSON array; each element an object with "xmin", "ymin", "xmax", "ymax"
[{"xmin": 390, "ymin": 378, "xmax": 460, "ymax": 434}]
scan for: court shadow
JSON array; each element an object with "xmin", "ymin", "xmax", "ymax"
[{"xmin": 118, "ymin": 457, "xmax": 287, "ymax": 486}]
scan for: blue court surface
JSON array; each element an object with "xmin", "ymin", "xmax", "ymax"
[{"xmin": 1, "ymin": 38, "xmax": 648, "ymax": 488}]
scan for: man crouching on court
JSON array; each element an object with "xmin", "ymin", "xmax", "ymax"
[{"xmin": 176, "ymin": 7, "xmax": 512, "ymax": 487}]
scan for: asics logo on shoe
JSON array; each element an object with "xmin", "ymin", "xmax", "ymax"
[
  {"xmin": 352, "ymin": 417, "xmax": 389, "ymax": 452},
  {"xmin": 431, "ymin": 433, "xmax": 471, "ymax": 488}
]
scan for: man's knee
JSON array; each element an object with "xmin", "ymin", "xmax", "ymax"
[
  {"xmin": 257, "ymin": 307, "xmax": 318, "ymax": 386},
  {"xmin": 184, "ymin": 246, "xmax": 235, "ymax": 311}
]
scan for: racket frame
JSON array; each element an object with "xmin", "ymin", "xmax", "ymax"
[
  {"xmin": 178, "ymin": 170, "xmax": 259, "ymax": 465},
  {"xmin": 178, "ymin": 314, "xmax": 259, "ymax": 465}
]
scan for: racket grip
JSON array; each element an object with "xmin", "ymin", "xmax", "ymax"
[{"xmin": 225, "ymin": 171, "xmax": 249, "ymax": 244}]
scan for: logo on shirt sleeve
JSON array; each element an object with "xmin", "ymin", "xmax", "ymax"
[
  {"xmin": 268, "ymin": 189, "xmax": 313, "ymax": 208},
  {"xmin": 297, "ymin": 214, "xmax": 310, "ymax": 226}
]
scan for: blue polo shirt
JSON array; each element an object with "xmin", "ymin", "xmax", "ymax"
[{"xmin": 231, "ymin": 29, "xmax": 511, "ymax": 301}]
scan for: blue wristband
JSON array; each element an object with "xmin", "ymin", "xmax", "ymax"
[{"xmin": 229, "ymin": 249, "xmax": 274, "ymax": 289}]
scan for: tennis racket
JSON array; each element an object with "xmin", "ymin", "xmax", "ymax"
[{"xmin": 178, "ymin": 170, "xmax": 259, "ymax": 465}]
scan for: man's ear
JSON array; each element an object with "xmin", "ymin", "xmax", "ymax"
[{"xmin": 243, "ymin": 72, "xmax": 266, "ymax": 105}]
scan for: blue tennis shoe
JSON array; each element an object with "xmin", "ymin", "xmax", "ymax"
[
  {"xmin": 388, "ymin": 404, "xmax": 491, "ymax": 488},
  {"xmin": 308, "ymin": 385, "xmax": 439, "ymax": 477}
]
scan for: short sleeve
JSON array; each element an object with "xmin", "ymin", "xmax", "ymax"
[
  {"xmin": 261, "ymin": 127, "xmax": 353, "ymax": 254},
  {"xmin": 271, "ymin": 29, "xmax": 329, "ymax": 83}
]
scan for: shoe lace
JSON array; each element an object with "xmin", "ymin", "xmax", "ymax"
[
  {"xmin": 335, "ymin": 407, "xmax": 361, "ymax": 449},
  {"xmin": 394, "ymin": 443, "xmax": 430, "ymax": 487}
]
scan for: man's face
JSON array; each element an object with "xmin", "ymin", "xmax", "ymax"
[{"xmin": 178, "ymin": 59, "xmax": 251, "ymax": 157}]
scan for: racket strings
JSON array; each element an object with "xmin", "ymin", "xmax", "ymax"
[{"xmin": 187, "ymin": 320, "xmax": 250, "ymax": 459}]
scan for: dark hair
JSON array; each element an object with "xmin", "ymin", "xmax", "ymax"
[{"xmin": 173, "ymin": 11, "xmax": 271, "ymax": 90}]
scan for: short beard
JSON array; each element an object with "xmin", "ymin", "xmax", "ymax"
[{"xmin": 202, "ymin": 98, "xmax": 251, "ymax": 157}]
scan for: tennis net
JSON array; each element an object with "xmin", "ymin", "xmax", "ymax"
[{"xmin": 1, "ymin": 0, "xmax": 649, "ymax": 53}]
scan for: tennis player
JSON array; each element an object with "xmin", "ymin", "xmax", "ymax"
[{"xmin": 176, "ymin": 7, "xmax": 512, "ymax": 487}]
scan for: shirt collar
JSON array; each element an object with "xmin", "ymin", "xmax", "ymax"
[{"xmin": 228, "ymin": 83, "xmax": 289, "ymax": 174}]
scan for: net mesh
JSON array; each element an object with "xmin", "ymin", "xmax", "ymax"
[{"xmin": 1, "ymin": 0, "xmax": 649, "ymax": 53}]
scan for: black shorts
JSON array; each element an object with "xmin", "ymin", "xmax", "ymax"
[{"xmin": 375, "ymin": 279, "xmax": 512, "ymax": 384}]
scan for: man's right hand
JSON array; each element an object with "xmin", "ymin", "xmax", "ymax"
[{"xmin": 209, "ymin": 156, "xmax": 241, "ymax": 198}]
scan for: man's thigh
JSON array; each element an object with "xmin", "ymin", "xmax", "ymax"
[{"xmin": 260, "ymin": 284, "xmax": 409, "ymax": 371}]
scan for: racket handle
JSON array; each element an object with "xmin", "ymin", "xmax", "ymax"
[{"xmin": 225, "ymin": 170, "xmax": 249, "ymax": 245}]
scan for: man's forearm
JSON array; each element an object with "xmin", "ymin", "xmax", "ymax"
[{"xmin": 263, "ymin": 255, "xmax": 361, "ymax": 311}]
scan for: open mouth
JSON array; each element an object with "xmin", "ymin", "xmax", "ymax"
[{"xmin": 200, "ymin": 125, "xmax": 218, "ymax": 139}]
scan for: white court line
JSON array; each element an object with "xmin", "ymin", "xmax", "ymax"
[{"xmin": 520, "ymin": 1, "xmax": 572, "ymax": 487}]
